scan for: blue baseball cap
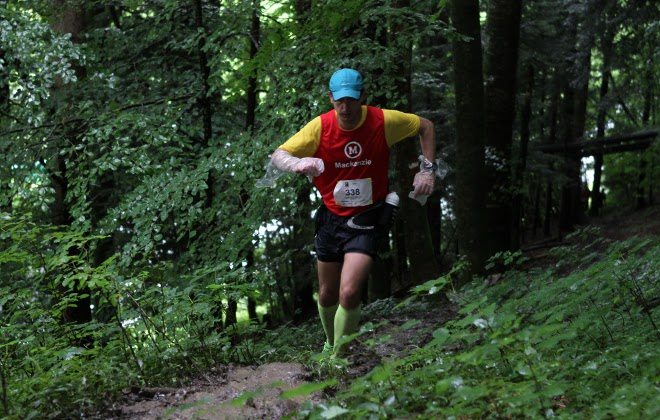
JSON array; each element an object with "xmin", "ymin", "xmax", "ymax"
[{"xmin": 329, "ymin": 68, "xmax": 363, "ymax": 100}]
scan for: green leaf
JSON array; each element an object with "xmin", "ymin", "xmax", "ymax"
[
  {"xmin": 400, "ymin": 319, "xmax": 421, "ymax": 330},
  {"xmin": 320, "ymin": 405, "xmax": 349, "ymax": 419}
]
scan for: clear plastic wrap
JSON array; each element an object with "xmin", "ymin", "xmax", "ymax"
[
  {"xmin": 255, "ymin": 149, "xmax": 325, "ymax": 188},
  {"xmin": 255, "ymin": 159, "xmax": 285, "ymax": 188}
]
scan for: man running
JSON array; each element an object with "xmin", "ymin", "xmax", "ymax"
[{"xmin": 269, "ymin": 68, "xmax": 437, "ymax": 356}]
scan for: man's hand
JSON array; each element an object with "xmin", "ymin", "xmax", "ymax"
[
  {"xmin": 412, "ymin": 170, "xmax": 434, "ymax": 197},
  {"xmin": 271, "ymin": 148, "xmax": 324, "ymax": 177},
  {"xmin": 294, "ymin": 158, "xmax": 324, "ymax": 176}
]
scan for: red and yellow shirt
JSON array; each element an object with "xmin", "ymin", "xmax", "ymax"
[{"xmin": 279, "ymin": 106, "xmax": 420, "ymax": 216}]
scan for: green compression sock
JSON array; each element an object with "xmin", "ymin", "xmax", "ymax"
[
  {"xmin": 333, "ymin": 304, "xmax": 361, "ymax": 356},
  {"xmin": 318, "ymin": 302, "xmax": 339, "ymax": 346}
]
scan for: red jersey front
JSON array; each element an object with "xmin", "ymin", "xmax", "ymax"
[{"xmin": 314, "ymin": 106, "xmax": 390, "ymax": 217}]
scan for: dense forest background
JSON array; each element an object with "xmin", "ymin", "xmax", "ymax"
[{"xmin": 0, "ymin": 0, "xmax": 658, "ymax": 417}]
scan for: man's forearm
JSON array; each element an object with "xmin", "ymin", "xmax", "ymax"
[
  {"xmin": 271, "ymin": 148, "xmax": 301, "ymax": 172},
  {"xmin": 271, "ymin": 148, "xmax": 324, "ymax": 176},
  {"xmin": 418, "ymin": 117, "xmax": 436, "ymax": 163}
]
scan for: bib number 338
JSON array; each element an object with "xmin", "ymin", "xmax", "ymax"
[{"xmin": 333, "ymin": 178, "xmax": 373, "ymax": 207}]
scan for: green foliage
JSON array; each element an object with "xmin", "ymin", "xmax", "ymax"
[
  {"xmin": 485, "ymin": 249, "xmax": 527, "ymax": 271},
  {"xmin": 0, "ymin": 0, "xmax": 658, "ymax": 417},
  {"xmin": 302, "ymin": 233, "xmax": 659, "ymax": 418},
  {"xmin": 601, "ymin": 143, "xmax": 659, "ymax": 211},
  {"xmin": 0, "ymin": 213, "xmax": 243, "ymax": 418}
]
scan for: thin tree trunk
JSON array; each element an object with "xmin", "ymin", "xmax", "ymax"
[
  {"xmin": 512, "ymin": 64, "xmax": 534, "ymax": 248},
  {"xmin": 544, "ymin": 73, "xmax": 561, "ymax": 237},
  {"xmin": 0, "ymin": 47, "xmax": 7, "ymax": 108},
  {"xmin": 532, "ymin": 183, "xmax": 542, "ymax": 238},
  {"xmin": 391, "ymin": 0, "xmax": 439, "ymax": 286},
  {"xmin": 636, "ymin": 153, "xmax": 647, "ymax": 209},
  {"xmin": 643, "ymin": 44, "xmax": 655, "ymax": 204},
  {"xmin": 590, "ymin": 29, "xmax": 614, "ymax": 216},
  {"xmin": 245, "ymin": 0, "xmax": 260, "ymax": 321},
  {"xmin": 637, "ymin": 42, "xmax": 654, "ymax": 208},
  {"xmin": 0, "ymin": 47, "xmax": 9, "ymax": 212},
  {"xmin": 427, "ymin": 190, "xmax": 443, "ymax": 265},
  {"xmin": 449, "ymin": 0, "xmax": 486, "ymax": 282}
]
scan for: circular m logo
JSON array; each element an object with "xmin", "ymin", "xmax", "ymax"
[{"xmin": 344, "ymin": 141, "xmax": 362, "ymax": 159}]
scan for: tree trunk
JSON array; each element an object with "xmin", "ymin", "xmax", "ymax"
[
  {"xmin": 364, "ymin": 3, "xmax": 395, "ymax": 297},
  {"xmin": 288, "ymin": 184, "xmax": 316, "ymax": 322},
  {"xmin": 560, "ymin": 9, "xmax": 594, "ymax": 230},
  {"xmin": 246, "ymin": 0, "xmax": 260, "ymax": 132},
  {"xmin": 512, "ymin": 64, "xmax": 534, "ymax": 248},
  {"xmin": 390, "ymin": 10, "xmax": 439, "ymax": 286},
  {"xmin": 225, "ymin": 299, "xmax": 238, "ymax": 327},
  {"xmin": 449, "ymin": 0, "xmax": 486, "ymax": 282},
  {"xmin": 50, "ymin": 2, "xmax": 92, "ymax": 327},
  {"xmin": 427, "ymin": 190, "xmax": 443, "ymax": 265},
  {"xmin": 637, "ymin": 42, "xmax": 654, "ymax": 208},
  {"xmin": 590, "ymin": 29, "xmax": 614, "ymax": 216},
  {"xmin": 0, "ymin": 47, "xmax": 9, "ymax": 212},
  {"xmin": 558, "ymin": 21, "xmax": 580, "ymax": 232},
  {"xmin": 284, "ymin": 0, "xmax": 317, "ymax": 322},
  {"xmin": 245, "ymin": 0, "xmax": 261, "ymax": 323},
  {"xmin": 193, "ymin": 0, "xmax": 215, "ymax": 210},
  {"xmin": 483, "ymin": 0, "xmax": 522, "ymax": 256},
  {"xmin": 544, "ymin": 73, "xmax": 561, "ymax": 237},
  {"xmin": 0, "ymin": 47, "xmax": 7, "ymax": 108}
]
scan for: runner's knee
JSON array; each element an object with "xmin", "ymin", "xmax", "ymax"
[{"xmin": 339, "ymin": 284, "xmax": 362, "ymax": 309}]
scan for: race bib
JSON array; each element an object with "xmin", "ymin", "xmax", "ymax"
[{"xmin": 333, "ymin": 178, "xmax": 373, "ymax": 207}]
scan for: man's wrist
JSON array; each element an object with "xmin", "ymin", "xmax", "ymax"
[{"xmin": 420, "ymin": 157, "xmax": 437, "ymax": 172}]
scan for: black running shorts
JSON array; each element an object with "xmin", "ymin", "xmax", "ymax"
[{"xmin": 314, "ymin": 205, "xmax": 385, "ymax": 263}]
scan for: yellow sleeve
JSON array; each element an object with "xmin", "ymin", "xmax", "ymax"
[
  {"xmin": 383, "ymin": 109, "xmax": 421, "ymax": 147},
  {"xmin": 278, "ymin": 117, "xmax": 322, "ymax": 157}
]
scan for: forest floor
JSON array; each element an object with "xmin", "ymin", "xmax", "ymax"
[{"xmin": 109, "ymin": 204, "xmax": 659, "ymax": 419}]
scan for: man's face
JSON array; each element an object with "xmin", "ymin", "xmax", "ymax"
[{"xmin": 329, "ymin": 93, "xmax": 363, "ymax": 130}]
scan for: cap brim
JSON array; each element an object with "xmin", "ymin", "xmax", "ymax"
[{"xmin": 331, "ymin": 89, "xmax": 361, "ymax": 100}]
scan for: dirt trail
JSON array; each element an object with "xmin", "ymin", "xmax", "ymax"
[
  {"xmin": 116, "ymin": 362, "xmax": 317, "ymax": 419},
  {"xmin": 113, "ymin": 300, "xmax": 455, "ymax": 419}
]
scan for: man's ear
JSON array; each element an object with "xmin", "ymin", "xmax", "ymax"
[
  {"xmin": 359, "ymin": 91, "xmax": 367, "ymax": 103},
  {"xmin": 328, "ymin": 92, "xmax": 335, "ymax": 103}
]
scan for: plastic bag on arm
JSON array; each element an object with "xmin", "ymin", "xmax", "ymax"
[
  {"xmin": 255, "ymin": 152, "xmax": 325, "ymax": 188},
  {"xmin": 255, "ymin": 159, "xmax": 285, "ymax": 188}
]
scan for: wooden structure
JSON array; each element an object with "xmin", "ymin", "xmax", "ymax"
[{"xmin": 533, "ymin": 129, "xmax": 658, "ymax": 157}]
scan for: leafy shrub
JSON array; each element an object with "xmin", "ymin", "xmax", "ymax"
[{"xmin": 0, "ymin": 214, "xmax": 238, "ymax": 418}]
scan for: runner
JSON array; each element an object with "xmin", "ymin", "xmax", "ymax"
[{"xmin": 269, "ymin": 68, "xmax": 437, "ymax": 356}]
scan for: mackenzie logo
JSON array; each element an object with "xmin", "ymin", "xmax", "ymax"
[{"xmin": 344, "ymin": 141, "xmax": 362, "ymax": 159}]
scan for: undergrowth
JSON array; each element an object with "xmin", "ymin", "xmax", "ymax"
[
  {"xmin": 0, "ymin": 215, "xmax": 243, "ymax": 418},
  {"xmin": 299, "ymin": 230, "xmax": 659, "ymax": 418},
  {"xmin": 2, "ymin": 214, "xmax": 658, "ymax": 419}
]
